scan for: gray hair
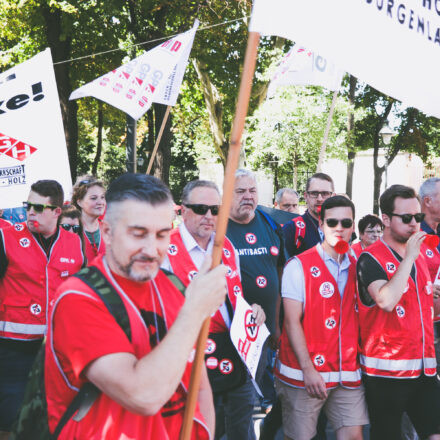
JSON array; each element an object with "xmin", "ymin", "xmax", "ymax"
[
  {"xmin": 235, "ymin": 169, "xmax": 256, "ymax": 181},
  {"xmin": 181, "ymin": 180, "xmax": 220, "ymax": 204},
  {"xmin": 275, "ymin": 187, "xmax": 298, "ymax": 203},
  {"xmin": 419, "ymin": 177, "xmax": 440, "ymax": 201}
]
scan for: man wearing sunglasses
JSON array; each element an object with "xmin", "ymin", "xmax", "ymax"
[
  {"xmin": 282, "ymin": 173, "xmax": 335, "ymax": 259},
  {"xmin": 357, "ymin": 184, "xmax": 440, "ymax": 440},
  {"xmin": 276, "ymin": 195, "xmax": 368, "ymax": 440},
  {"xmin": 162, "ymin": 179, "xmax": 265, "ymax": 440},
  {"xmin": 0, "ymin": 180, "xmax": 84, "ymax": 439}
]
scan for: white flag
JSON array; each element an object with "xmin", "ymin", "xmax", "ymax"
[
  {"xmin": 0, "ymin": 49, "xmax": 72, "ymax": 209},
  {"xmin": 267, "ymin": 44, "xmax": 344, "ymax": 98},
  {"xmin": 70, "ymin": 21, "xmax": 199, "ymax": 119},
  {"xmin": 250, "ymin": 0, "xmax": 440, "ymax": 119}
]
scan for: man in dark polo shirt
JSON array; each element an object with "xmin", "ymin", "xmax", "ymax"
[{"xmin": 227, "ymin": 169, "xmax": 286, "ymax": 439}]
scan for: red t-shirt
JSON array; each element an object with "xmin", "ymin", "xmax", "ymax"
[{"xmin": 46, "ymin": 257, "xmax": 208, "ymax": 440}]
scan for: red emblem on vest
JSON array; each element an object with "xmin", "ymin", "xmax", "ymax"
[
  {"xmin": 188, "ymin": 270, "xmax": 198, "ymax": 281},
  {"xmin": 325, "ymin": 317, "xmax": 337, "ymax": 329},
  {"xmin": 30, "ymin": 303, "xmax": 42, "ymax": 315},
  {"xmin": 245, "ymin": 233, "xmax": 257, "ymax": 245},
  {"xmin": 319, "ymin": 281, "xmax": 334, "ymax": 298},
  {"xmin": 206, "ymin": 357, "xmax": 218, "ymax": 369},
  {"xmin": 14, "ymin": 224, "xmax": 24, "ymax": 232},
  {"xmin": 426, "ymin": 249, "xmax": 434, "ymax": 258},
  {"xmin": 205, "ymin": 339, "xmax": 217, "ymax": 355},
  {"xmin": 219, "ymin": 359, "xmax": 234, "ymax": 374},
  {"xmin": 396, "ymin": 305, "xmax": 405, "ymax": 318},
  {"xmin": 256, "ymin": 275, "xmax": 267, "ymax": 288},
  {"xmin": 310, "ymin": 266, "xmax": 321, "ymax": 278},
  {"xmin": 426, "ymin": 282, "xmax": 433, "ymax": 295},
  {"xmin": 168, "ymin": 244, "xmax": 178, "ymax": 256},
  {"xmin": 233, "ymin": 285, "xmax": 242, "ymax": 296},
  {"xmin": 314, "ymin": 354, "xmax": 326, "ymax": 367},
  {"xmin": 223, "ymin": 248, "xmax": 231, "ymax": 258},
  {"xmin": 296, "ymin": 220, "xmax": 305, "ymax": 229},
  {"xmin": 270, "ymin": 246, "xmax": 279, "ymax": 256},
  {"xmin": 386, "ymin": 262, "xmax": 396, "ymax": 273},
  {"xmin": 19, "ymin": 237, "xmax": 30, "ymax": 248}
]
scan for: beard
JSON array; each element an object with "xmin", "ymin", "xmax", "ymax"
[{"xmin": 111, "ymin": 249, "xmax": 159, "ymax": 282}]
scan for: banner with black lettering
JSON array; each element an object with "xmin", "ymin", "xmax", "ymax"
[
  {"xmin": 250, "ymin": 0, "xmax": 440, "ymax": 119},
  {"xmin": 70, "ymin": 21, "xmax": 198, "ymax": 119},
  {"xmin": 0, "ymin": 49, "xmax": 72, "ymax": 210}
]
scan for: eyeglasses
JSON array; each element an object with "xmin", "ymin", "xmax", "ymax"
[
  {"xmin": 78, "ymin": 179, "xmax": 92, "ymax": 186},
  {"xmin": 325, "ymin": 218, "xmax": 354, "ymax": 228},
  {"xmin": 23, "ymin": 201, "xmax": 57, "ymax": 213},
  {"xmin": 307, "ymin": 191, "xmax": 333, "ymax": 199},
  {"xmin": 184, "ymin": 204, "xmax": 220, "ymax": 216},
  {"xmin": 389, "ymin": 212, "xmax": 425, "ymax": 224},
  {"xmin": 60, "ymin": 224, "xmax": 81, "ymax": 234},
  {"xmin": 364, "ymin": 229, "xmax": 383, "ymax": 236}
]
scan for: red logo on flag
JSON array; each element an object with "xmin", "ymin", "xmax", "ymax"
[{"xmin": 0, "ymin": 133, "xmax": 37, "ymax": 161}]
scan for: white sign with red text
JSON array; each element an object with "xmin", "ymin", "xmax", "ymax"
[
  {"xmin": 70, "ymin": 21, "xmax": 198, "ymax": 119},
  {"xmin": 230, "ymin": 295, "xmax": 269, "ymax": 379},
  {"xmin": 0, "ymin": 49, "xmax": 72, "ymax": 209}
]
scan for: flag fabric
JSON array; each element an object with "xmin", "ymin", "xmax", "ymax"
[
  {"xmin": 0, "ymin": 49, "xmax": 72, "ymax": 209},
  {"xmin": 70, "ymin": 21, "xmax": 199, "ymax": 119},
  {"xmin": 250, "ymin": 0, "xmax": 440, "ymax": 119},
  {"xmin": 267, "ymin": 44, "xmax": 344, "ymax": 97}
]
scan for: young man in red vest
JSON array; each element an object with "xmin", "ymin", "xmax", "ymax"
[
  {"xmin": 357, "ymin": 184, "xmax": 440, "ymax": 440},
  {"xmin": 44, "ymin": 174, "xmax": 229, "ymax": 439},
  {"xmin": 162, "ymin": 179, "xmax": 265, "ymax": 440},
  {"xmin": 0, "ymin": 180, "xmax": 85, "ymax": 439},
  {"xmin": 276, "ymin": 195, "xmax": 368, "ymax": 440}
]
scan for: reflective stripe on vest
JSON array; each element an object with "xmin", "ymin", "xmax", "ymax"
[
  {"xmin": 276, "ymin": 359, "xmax": 361, "ymax": 384},
  {"xmin": 360, "ymin": 355, "xmax": 436, "ymax": 371},
  {"xmin": 0, "ymin": 321, "xmax": 46, "ymax": 335}
]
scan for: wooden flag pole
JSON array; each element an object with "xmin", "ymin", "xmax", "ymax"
[
  {"xmin": 146, "ymin": 105, "xmax": 172, "ymax": 174},
  {"xmin": 179, "ymin": 31, "xmax": 261, "ymax": 440},
  {"xmin": 316, "ymin": 89, "xmax": 339, "ymax": 172}
]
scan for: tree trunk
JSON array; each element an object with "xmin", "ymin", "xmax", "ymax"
[
  {"xmin": 41, "ymin": 6, "xmax": 78, "ymax": 181},
  {"xmin": 373, "ymin": 164, "xmax": 383, "ymax": 215},
  {"xmin": 92, "ymin": 102, "xmax": 103, "ymax": 175},
  {"xmin": 345, "ymin": 75, "xmax": 357, "ymax": 198},
  {"xmin": 193, "ymin": 59, "xmax": 229, "ymax": 165},
  {"xmin": 152, "ymin": 103, "xmax": 172, "ymax": 184}
]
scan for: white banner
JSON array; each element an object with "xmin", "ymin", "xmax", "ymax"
[
  {"xmin": 268, "ymin": 44, "xmax": 344, "ymax": 97},
  {"xmin": 0, "ymin": 49, "xmax": 72, "ymax": 209},
  {"xmin": 70, "ymin": 21, "xmax": 198, "ymax": 119},
  {"xmin": 230, "ymin": 295, "xmax": 270, "ymax": 379},
  {"xmin": 250, "ymin": 0, "xmax": 440, "ymax": 119}
]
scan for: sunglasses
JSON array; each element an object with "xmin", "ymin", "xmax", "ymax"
[
  {"xmin": 184, "ymin": 204, "xmax": 220, "ymax": 216},
  {"xmin": 325, "ymin": 218, "xmax": 354, "ymax": 228},
  {"xmin": 60, "ymin": 224, "xmax": 81, "ymax": 233},
  {"xmin": 78, "ymin": 179, "xmax": 92, "ymax": 186},
  {"xmin": 23, "ymin": 201, "xmax": 57, "ymax": 213},
  {"xmin": 389, "ymin": 212, "xmax": 425, "ymax": 224}
]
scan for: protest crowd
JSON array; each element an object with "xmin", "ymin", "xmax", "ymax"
[{"xmin": 0, "ymin": 169, "xmax": 439, "ymax": 440}]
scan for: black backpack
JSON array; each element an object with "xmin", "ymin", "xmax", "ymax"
[{"xmin": 11, "ymin": 266, "xmax": 185, "ymax": 440}]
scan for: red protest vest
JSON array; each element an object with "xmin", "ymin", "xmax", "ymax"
[
  {"xmin": 0, "ymin": 223, "xmax": 84, "ymax": 340},
  {"xmin": 292, "ymin": 215, "xmax": 307, "ymax": 250},
  {"xmin": 420, "ymin": 243, "xmax": 440, "ymax": 322},
  {"xmin": 275, "ymin": 246, "xmax": 361, "ymax": 389},
  {"xmin": 357, "ymin": 239, "xmax": 436, "ymax": 378},
  {"xmin": 351, "ymin": 242, "xmax": 363, "ymax": 259},
  {"xmin": 83, "ymin": 222, "xmax": 106, "ymax": 264},
  {"xmin": 167, "ymin": 228, "xmax": 243, "ymax": 333},
  {"xmin": 45, "ymin": 256, "xmax": 209, "ymax": 440},
  {"xmin": 0, "ymin": 218, "xmax": 12, "ymax": 229}
]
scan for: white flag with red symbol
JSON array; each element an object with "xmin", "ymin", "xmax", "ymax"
[
  {"xmin": 0, "ymin": 49, "xmax": 72, "ymax": 209},
  {"xmin": 267, "ymin": 43, "xmax": 344, "ymax": 98},
  {"xmin": 70, "ymin": 21, "xmax": 199, "ymax": 119}
]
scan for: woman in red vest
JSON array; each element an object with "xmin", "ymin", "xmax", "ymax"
[
  {"xmin": 351, "ymin": 214, "xmax": 383, "ymax": 258},
  {"xmin": 72, "ymin": 175, "xmax": 106, "ymax": 264}
]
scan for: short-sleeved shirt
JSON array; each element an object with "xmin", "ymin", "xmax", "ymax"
[
  {"xmin": 356, "ymin": 240, "xmax": 416, "ymax": 307},
  {"xmin": 282, "ymin": 210, "xmax": 323, "ymax": 258},
  {"xmin": 282, "ymin": 243, "xmax": 351, "ymax": 304},
  {"xmin": 226, "ymin": 210, "xmax": 285, "ymax": 334}
]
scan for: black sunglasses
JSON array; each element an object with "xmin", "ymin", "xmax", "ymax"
[
  {"xmin": 325, "ymin": 218, "xmax": 353, "ymax": 228},
  {"xmin": 23, "ymin": 201, "xmax": 57, "ymax": 213},
  {"xmin": 61, "ymin": 224, "xmax": 81, "ymax": 234},
  {"xmin": 184, "ymin": 204, "xmax": 220, "ymax": 216},
  {"xmin": 389, "ymin": 212, "xmax": 425, "ymax": 224}
]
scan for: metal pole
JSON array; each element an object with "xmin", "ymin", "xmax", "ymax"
[{"xmin": 126, "ymin": 114, "xmax": 137, "ymax": 173}]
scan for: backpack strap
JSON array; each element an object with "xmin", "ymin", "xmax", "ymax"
[
  {"xmin": 161, "ymin": 268, "xmax": 186, "ymax": 296},
  {"xmin": 52, "ymin": 266, "xmax": 133, "ymax": 438},
  {"xmin": 256, "ymin": 208, "xmax": 286, "ymax": 258}
]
